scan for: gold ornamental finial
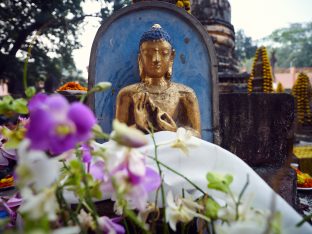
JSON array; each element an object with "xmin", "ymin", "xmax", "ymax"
[{"xmin": 152, "ymin": 24, "xmax": 161, "ymax": 29}]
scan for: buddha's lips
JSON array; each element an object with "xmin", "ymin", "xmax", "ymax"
[{"xmin": 152, "ymin": 65, "xmax": 161, "ymax": 69}]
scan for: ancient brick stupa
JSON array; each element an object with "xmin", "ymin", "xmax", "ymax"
[
  {"xmin": 247, "ymin": 46, "xmax": 274, "ymax": 93},
  {"xmin": 191, "ymin": 0, "xmax": 249, "ymax": 92},
  {"xmin": 191, "ymin": 0, "xmax": 238, "ymax": 74}
]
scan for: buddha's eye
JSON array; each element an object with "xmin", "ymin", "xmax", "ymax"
[
  {"xmin": 142, "ymin": 50, "xmax": 151, "ymax": 56},
  {"xmin": 162, "ymin": 50, "xmax": 169, "ymax": 55}
]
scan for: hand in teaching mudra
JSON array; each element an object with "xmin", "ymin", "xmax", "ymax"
[{"xmin": 133, "ymin": 92, "xmax": 177, "ymax": 132}]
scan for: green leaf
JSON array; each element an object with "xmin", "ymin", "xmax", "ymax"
[
  {"xmin": 69, "ymin": 159, "xmax": 82, "ymax": 171},
  {"xmin": 90, "ymin": 182, "xmax": 102, "ymax": 199},
  {"xmin": 1, "ymin": 127, "xmax": 25, "ymax": 149},
  {"xmin": 12, "ymin": 98, "xmax": 29, "ymax": 114},
  {"xmin": 4, "ymin": 137, "xmax": 20, "ymax": 149},
  {"xmin": 0, "ymin": 96, "xmax": 13, "ymax": 115},
  {"xmin": 2, "ymin": 95, "xmax": 13, "ymax": 104},
  {"xmin": 205, "ymin": 198, "xmax": 220, "ymax": 219},
  {"xmin": 206, "ymin": 172, "xmax": 233, "ymax": 193},
  {"xmin": 0, "ymin": 102, "xmax": 10, "ymax": 115},
  {"xmin": 25, "ymin": 86, "xmax": 36, "ymax": 99}
]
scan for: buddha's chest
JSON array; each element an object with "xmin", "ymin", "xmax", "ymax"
[{"xmin": 148, "ymin": 91, "xmax": 180, "ymax": 115}]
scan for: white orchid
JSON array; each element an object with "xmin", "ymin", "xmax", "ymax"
[
  {"xmin": 215, "ymin": 192, "xmax": 281, "ymax": 234},
  {"xmin": 16, "ymin": 140, "xmax": 61, "ymax": 192},
  {"xmin": 92, "ymin": 82, "xmax": 112, "ymax": 92},
  {"xmin": 52, "ymin": 226, "xmax": 81, "ymax": 234},
  {"xmin": 19, "ymin": 187, "xmax": 59, "ymax": 221},
  {"xmin": 171, "ymin": 128, "xmax": 200, "ymax": 155},
  {"xmin": 111, "ymin": 119, "xmax": 148, "ymax": 148},
  {"xmin": 78, "ymin": 209, "xmax": 94, "ymax": 230},
  {"xmin": 165, "ymin": 191, "xmax": 206, "ymax": 231},
  {"xmin": 215, "ymin": 210, "xmax": 277, "ymax": 234},
  {"xmin": 104, "ymin": 145, "xmax": 146, "ymax": 176}
]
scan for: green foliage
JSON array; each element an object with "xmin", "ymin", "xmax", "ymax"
[
  {"xmin": 0, "ymin": 0, "xmax": 86, "ymax": 93},
  {"xmin": 25, "ymin": 86, "xmax": 36, "ymax": 99},
  {"xmin": 0, "ymin": 0, "xmax": 130, "ymax": 95},
  {"xmin": 235, "ymin": 29, "xmax": 257, "ymax": 62},
  {"xmin": 1, "ymin": 125, "xmax": 25, "ymax": 149},
  {"xmin": 265, "ymin": 22, "xmax": 312, "ymax": 68},
  {"xmin": 0, "ymin": 95, "xmax": 28, "ymax": 116}
]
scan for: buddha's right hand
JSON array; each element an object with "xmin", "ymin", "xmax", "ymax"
[{"xmin": 133, "ymin": 92, "xmax": 149, "ymax": 131}]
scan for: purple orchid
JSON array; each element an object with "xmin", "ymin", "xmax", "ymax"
[
  {"xmin": 0, "ymin": 194, "xmax": 22, "ymax": 228},
  {"xmin": 98, "ymin": 216, "xmax": 125, "ymax": 234},
  {"xmin": 89, "ymin": 160, "xmax": 106, "ymax": 181},
  {"xmin": 82, "ymin": 144, "xmax": 92, "ymax": 163},
  {"xmin": 100, "ymin": 148, "xmax": 161, "ymax": 210},
  {"xmin": 26, "ymin": 94, "xmax": 96, "ymax": 155},
  {"xmin": 127, "ymin": 167, "xmax": 161, "ymax": 210}
]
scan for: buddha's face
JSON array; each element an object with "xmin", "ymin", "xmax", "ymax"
[{"xmin": 139, "ymin": 40, "xmax": 174, "ymax": 79}]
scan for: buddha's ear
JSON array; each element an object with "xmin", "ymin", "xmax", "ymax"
[
  {"xmin": 166, "ymin": 49, "xmax": 175, "ymax": 81},
  {"xmin": 138, "ymin": 54, "xmax": 144, "ymax": 81}
]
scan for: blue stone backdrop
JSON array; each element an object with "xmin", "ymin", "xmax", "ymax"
[{"xmin": 89, "ymin": 2, "xmax": 218, "ymax": 142}]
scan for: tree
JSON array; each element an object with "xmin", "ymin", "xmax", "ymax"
[
  {"xmin": 234, "ymin": 29, "xmax": 257, "ymax": 62},
  {"xmin": 265, "ymin": 22, "xmax": 312, "ymax": 68},
  {"xmin": 0, "ymin": 0, "xmax": 130, "ymax": 95}
]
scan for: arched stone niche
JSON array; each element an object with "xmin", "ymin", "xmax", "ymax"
[{"xmin": 88, "ymin": 1, "xmax": 219, "ymax": 142}]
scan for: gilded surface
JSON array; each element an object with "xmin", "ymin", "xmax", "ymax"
[{"xmin": 115, "ymin": 25, "xmax": 201, "ymax": 137}]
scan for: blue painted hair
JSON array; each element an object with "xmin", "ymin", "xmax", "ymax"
[{"xmin": 139, "ymin": 24, "xmax": 173, "ymax": 47}]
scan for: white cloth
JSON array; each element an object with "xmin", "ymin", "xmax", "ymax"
[{"xmin": 141, "ymin": 131, "xmax": 312, "ymax": 234}]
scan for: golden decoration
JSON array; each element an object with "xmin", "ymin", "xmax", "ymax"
[
  {"xmin": 248, "ymin": 46, "xmax": 274, "ymax": 93},
  {"xmin": 276, "ymin": 82, "xmax": 284, "ymax": 93},
  {"xmin": 292, "ymin": 72, "xmax": 312, "ymax": 125},
  {"xmin": 176, "ymin": 0, "xmax": 191, "ymax": 13}
]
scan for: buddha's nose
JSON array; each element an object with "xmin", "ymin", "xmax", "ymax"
[{"xmin": 152, "ymin": 52, "xmax": 160, "ymax": 63}]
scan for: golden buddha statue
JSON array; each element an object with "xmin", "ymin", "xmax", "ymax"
[{"xmin": 115, "ymin": 24, "xmax": 201, "ymax": 137}]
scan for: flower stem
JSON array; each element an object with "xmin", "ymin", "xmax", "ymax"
[
  {"xmin": 56, "ymin": 186, "xmax": 80, "ymax": 226},
  {"xmin": 147, "ymin": 155, "xmax": 206, "ymax": 195},
  {"xmin": 124, "ymin": 209, "xmax": 150, "ymax": 234},
  {"xmin": 23, "ymin": 30, "xmax": 41, "ymax": 91},
  {"xmin": 234, "ymin": 174, "xmax": 249, "ymax": 221},
  {"xmin": 296, "ymin": 213, "xmax": 312, "ymax": 227},
  {"xmin": 123, "ymin": 218, "xmax": 130, "ymax": 234},
  {"xmin": 150, "ymin": 132, "xmax": 169, "ymax": 234},
  {"xmin": 81, "ymin": 167, "xmax": 101, "ymax": 233}
]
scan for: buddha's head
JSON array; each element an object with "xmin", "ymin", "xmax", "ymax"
[{"xmin": 138, "ymin": 24, "xmax": 175, "ymax": 81}]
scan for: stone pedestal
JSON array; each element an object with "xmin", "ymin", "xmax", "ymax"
[
  {"xmin": 219, "ymin": 72, "xmax": 249, "ymax": 93},
  {"xmin": 219, "ymin": 93, "xmax": 297, "ymax": 206}
]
